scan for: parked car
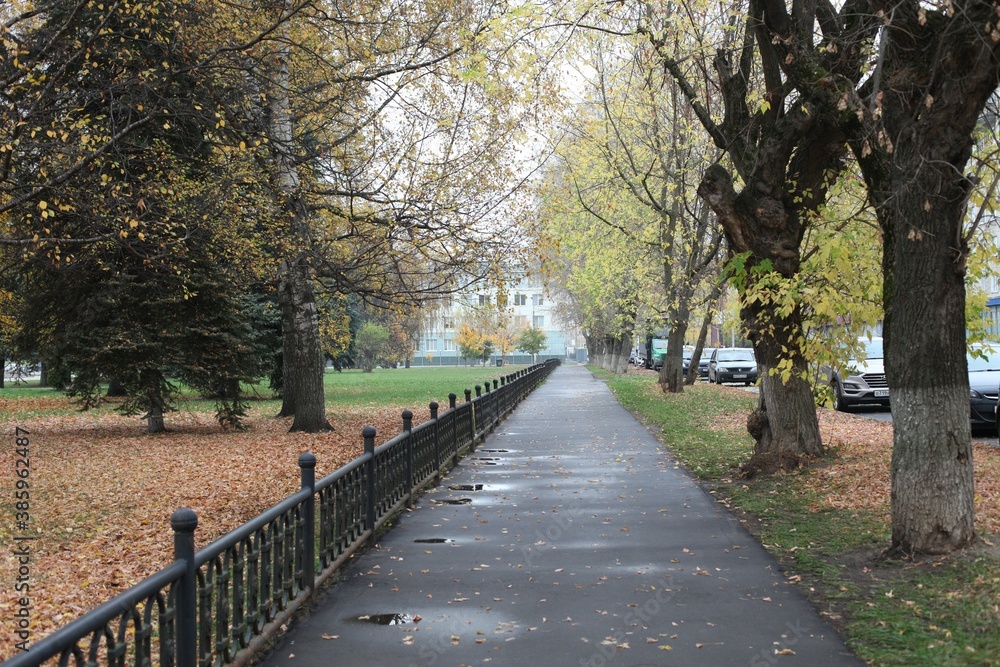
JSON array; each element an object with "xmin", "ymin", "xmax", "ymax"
[
  {"xmin": 681, "ymin": 348, "xmax": 694, "ymax": 375},
  {"xmin": 968, "ymin": 344, "xmax": 1000, "ymax": 431},
  {"xmin": 629, "ymin": 352, "xmax": 645, "ymax": 367},
  {"xmin": 697, "ymin": 348, "xmax": 716, "ymax": 379},
  {"xmin": 827, "ymin": 337, "xmax": 889, "ymax": 411},
  {"xmin": 708, "ymin": 348, "xmax": 758, "ymax": 385}
]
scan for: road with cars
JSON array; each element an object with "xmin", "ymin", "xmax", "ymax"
[{"xmin": 729, "ymin": 383, "xmax": 998, "ymax": 446}]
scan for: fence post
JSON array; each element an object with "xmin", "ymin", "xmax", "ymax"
[
  {"xmin": 430, "ymin": 401, "xmax": 440, "ymax": 480},
  {"xmin": 299, "ymin": 453, "xmax": 316, "ymax": 594},
  {"xmin": 465, "ymin": 389, "xmax": 476, "ymax": 452},
  {"xmin": 498, "ymin": 376, "xmax": 506, "ymax": 415},
  {"xmin": 171, "ymin": 507, "xmax": 198, "ymax": 667},
  {"xmin": 448, "ymin": 393, "xmax": 458, "ymax": 464},
  {"xmin": 363, "ymin": 426, "xmax": 377, "ymax": 541},
  {"xmin": 402, "ymin": 410, "xmax": 414, "ymax": 508}
]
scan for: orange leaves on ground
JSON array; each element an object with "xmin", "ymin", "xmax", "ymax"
[
  {"xmin": 808, "ymin": 410, "xmax": 1000, "ymax": 538},
  {"xmin": 0, "ymin": 399, "xmax": 425, "ymax": 658}
]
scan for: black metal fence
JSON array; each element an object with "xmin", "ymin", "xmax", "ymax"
[{"xmin": 3, "ymin": 360, "xmax": 559, "ymax": 667}]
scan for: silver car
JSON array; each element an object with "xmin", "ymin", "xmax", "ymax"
[{"xmin": 829, "ymin": 337, "xmax": 889, "ymax": 411}]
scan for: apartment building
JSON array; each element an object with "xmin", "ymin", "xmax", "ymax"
[{"xmin": 410, "ymin": 274, "xmax": 582, "ymax": 365}]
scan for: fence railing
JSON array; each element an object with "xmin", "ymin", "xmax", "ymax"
[{"xmin": 3, "ymin": 359, "xmax": 559, "ymax": 667}]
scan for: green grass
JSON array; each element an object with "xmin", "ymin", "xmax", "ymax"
[
  {"xmin": 601, "ymin": 370, "xmax": 756, "ymax": 477},
  {"xmin": 592, "ymin": 366, "xmax": 1000, "ymax": 667},
  {"xmin": 0, "ymin": 365, "xmax": 525, "ymax": 421}
]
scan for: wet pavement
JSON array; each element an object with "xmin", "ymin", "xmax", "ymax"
[{"xmin": 260, "ymin": 364, "xmax": 863, "ymax": 667}]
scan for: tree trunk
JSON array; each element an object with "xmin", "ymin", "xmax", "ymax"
[
  {"xmin": 698, "ymin": 165, "xmax": 825, "ymax": 471},
  {"xmin": 106, "ymin": 378, "xmax": 126, "ymax": 397},
  {"xmin": 266, "ymin": 2, "xmax": 330, "ymax": 433},
  {"xmin": 658, "ymin": 304, "xmax": 691, "ymax": 393},
  {"xmin": 843, "ymin": 6, "xmax": 992, "ymax": 554},
  {"xmin": 687, "ymin": 281, "xmax": 723, "ymax": 385},
  {"xmin": 38, "ymin": 361, "xmax": 48, "ymax": 387},
  {"xmin": 282, "ymin": 259, "xmax": 332, "ymax": 432},
  {"xmin": 147, "ymin": 403, "xmax": 166, "ymax": 434},
  {"xmin": 142, "ymin": 373, "xmax": 167, "ymax": 434},
  {"xmin": 276, "ymin": 269, "xmax": 298, "ymax": 417},
  {"xmin": 746, "ymin": 298, "xmax": 824, "ymax": 474},
  {"xmin": 881, "ymin": 169, "xmax": 975, "ymax": 554},
  {"xmin": 612, "ymin": 335, "xmax": 630, "ymax": 374}
]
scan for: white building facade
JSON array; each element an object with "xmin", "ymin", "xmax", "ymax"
[{"xmin": 409, "ymin": 274, "xmax": 583, "ymax": 366}]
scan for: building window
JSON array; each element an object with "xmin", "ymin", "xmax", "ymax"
[
  {"xmin": 534, "ymin": 294, "xmax": 544, "ymax": 306},
  {"xmin": 443, "ymin": 316, "xmax": 454, "ymax": 329},
  {"xmin": 515, "ymin": 315, "xmax": 528, "ymax": 327},
  {"xmin": 444, "ymin": 338, "xmax": 455, "ymax": 351},
  {"xmin": 424, "ymin": 338, "xmax": 437, "ymax": 351},
  {"xmin": 533, "ymin": 315, "xmax": 545, "ymax": 328},
  {"xmin": 478, "ymin": 294, "xmax": 488, "ymax": 306},
  {"xmin": 514, "ymin": 293, "xmax": 527, "ymax": 306}
]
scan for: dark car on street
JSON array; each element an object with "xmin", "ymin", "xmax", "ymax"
[
  {"xmin": 708, "ymin": 347, "xmax": 758, "ymax": 385},
  {"xmin": 681, "ymin": 348, "xmax": 694, "ymax": 376},
  {"xmin": 697, "ymin": 348, "xmax": 716, "ymax": 379},
  {"xmin": 968, "ymin": 344, "xmax": 1000, "ymax": 431}
]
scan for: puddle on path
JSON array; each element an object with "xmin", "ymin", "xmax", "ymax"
[
  {"xmin": 413, "ymin": 538, "xmax": 455, "ymax": 544},
  {"xmin": 353, "ymin": 613, "xmax": 414, "ymax": 626}
]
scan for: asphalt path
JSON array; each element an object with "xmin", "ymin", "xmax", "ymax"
[{"xmin": 260, "ymin": 365, "xmax": 862, "ymax": 667}]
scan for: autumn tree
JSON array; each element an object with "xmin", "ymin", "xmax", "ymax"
[
  {"xmin": 535, "ymin": 189, "xmax": 641, "ymax": 373},
  {"xmin": 581, "ymin": 0, "xmax": 864, "ymax": 469},
  {"xmin": 456, "ymin": 324, "xmax": 493, "ymax": 364},
  {"xmin": 354, "ymin": 322, "xmax": 391, "ymax": 373},
  {"xmin": 554, "ymin": 32, "xmax": 724, "ymax": 391},
  {"xmin": 517, "ymin": 326, "xmax": 547, "ymax": 362},
  {"xmin": 2, "ymin": 0, "xmax": 557, "ymax": 434},
  {"xmin": 0, "ymin": 0, "xmax": 276, "ymax": 432},
  {"xmin": 235, "ymin": 0, "xmax": 557, "ymax": 431},
  {"xmin": 744, "ymin": 0, "xmax": 1000, "ymax": 553}
]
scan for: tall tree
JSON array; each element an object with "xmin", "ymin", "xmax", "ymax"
[
  {"xmin": 750, "ymin": 0, "xmax": 1000, "ymax": 553},
  {"xmin": 0, "ymin": 0, "xmax": 276, "ymax": 432},
  {"xmin": 577, "ymin": 36, "xmax": 724, "ymax": 392},
  {"xmin": 565, "ymin": 0, "xmax": 849, "ymax": 467},
  {"xmin": 239, "ymin": 0, "xmax": 556, "ymax": 430}
]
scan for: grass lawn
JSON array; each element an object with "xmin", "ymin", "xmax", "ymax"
[
  {"xmin": 0, "ymin": 365, "xmax": 523, "ymax": 657},
  {"xmin": 594, "ymin": 367, "xmax": 1000, "ymax": 667}
]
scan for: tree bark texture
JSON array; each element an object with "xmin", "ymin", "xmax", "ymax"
[
  {"xmin": 880, "ymin": 132, "xmax": 975, "ymax": 553},
  {"xmin": 658, "ymin": 308, "xmax": 690, "ymax": 393},
  {"xmin": 282, "ymin": 259, "xmax": 332, "ymax": 433}
]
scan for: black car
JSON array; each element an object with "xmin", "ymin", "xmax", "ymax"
[
  {"xmin": 708, "ymin": 348, "xmax": 758, "ymax": 385},
  {"xmin": 697, "ymin": 348, "xmax": 716, "ymax": 379},
  {"xmin": 681, "ymin": 349, "xmax": 694, "ymax": 375},
  {"xmin": 969, "ymin": 344, "xmax": 1000, "ymax": 431},
  {"xmin": 698, "ymin": 347, "xmax": 715, "ymax": 380}
]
